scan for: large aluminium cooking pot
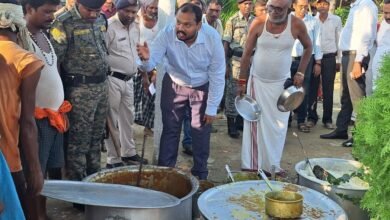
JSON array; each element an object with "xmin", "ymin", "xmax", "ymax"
[
  {"xmin": 83, "ymin": 165, "xmax": 199, "ymax": 220},
  {"xmin": 277, "ymin": 85, "xmax": 305, "ymax": 112},
  {"xmin": 265, "ymin": 191, "xmax": 303, "ymax": 218},
  {"xmin": 295, "ymin": 158, "xmax": 369, "ymax": 220}
]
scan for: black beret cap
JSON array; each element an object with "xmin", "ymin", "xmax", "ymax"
[{"xmin": 78, "ymin": 0, "xmax": 105, "ymax": 9}]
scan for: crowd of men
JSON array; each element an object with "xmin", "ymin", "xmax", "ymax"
[{"xmin": 0, "ymin": 0, "xmax": 389, "ymax": 219}]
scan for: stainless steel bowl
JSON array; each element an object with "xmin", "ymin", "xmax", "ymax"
[
  {"xmin": 277, "ymin": 86, "xmax": 305, "ymax": 112},
  {"xmin": 235, "ymin": 95, "xmax": 261, "ymax": 121}
]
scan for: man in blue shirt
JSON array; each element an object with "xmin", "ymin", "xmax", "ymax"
[{"xmin": 137, "ymin": 3, "xmax": 225, "ymax": 179}]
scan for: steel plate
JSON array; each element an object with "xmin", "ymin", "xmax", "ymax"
[
  {"xmin": 198, "ymin": 180, "xmax": 348, "ymax": 220},
  {"xmin": 235, "ymin": 95, "xmax": 261, "ymax": 121}
]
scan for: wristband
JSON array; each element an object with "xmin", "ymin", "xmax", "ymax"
[
  {"xmin": 315, "ymin": 63, "xmax": 321, "ymax": 66},
  {"xmin": 296, "ymin": 72, "xmax": 304, "ymax": 77}
]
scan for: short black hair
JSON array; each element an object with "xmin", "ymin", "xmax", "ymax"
[
  {"xmin": 206, "ymin": 0, "xmax": 223, "ymax": 7},
  {"xmin": 177, "ymin": 2, "xmax": 203, "ymax": 23},
  {"xmin": 255, "ymin": 0, "xmax": 266, "ymax": 7},
  {"xmin": 384, "ymin": 0, "xmax": 390, "ymax": 4},
  {"xmin": 0, "ymin": 0, "xmax": 19, "ymax": 3},
  {"xmin": 21, "ymin": 0, "xmax": 61, "ymax": 12}
]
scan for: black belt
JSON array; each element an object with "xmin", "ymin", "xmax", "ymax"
[
  {"xmin": 292, "ymin": 56, "xmax": 301, "ymax": 61},
  {"xmin": 62, "ymin": 74, "xmax": 106, "ymax": 87},
  {"xmin": 323, "ymin": 53, "xmax": 337, "ymax": 58},
  {"xmin": 342, "ymin": 50, "xmax": 357, "ymax": 55},
  {"xmin": 108, "ymin": 71, "xmax": 134, "ymax": 81},
  {"xmin": 232, "ymin": 50, "xmax": 255, "ymax": 58}
]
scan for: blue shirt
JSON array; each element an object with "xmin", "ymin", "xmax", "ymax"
[
  {"xmin": 0, "ymin": 151, "xmax": 25, "ymax": 220},
  {"xmin": 139, "ymin": 23, "xmax": 226, "ymax": 116},
  {"xmin": 291, "ymin": 13, "xmax": 323, "ymax": 60}
]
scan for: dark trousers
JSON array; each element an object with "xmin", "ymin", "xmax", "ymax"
[
  {"xmin": 308, "ymin": 53, "xmax": 337, "ymax": 124},
  {"xmin": 335, "ymin": 53, "xmax": 369, "ymax": 132},
  {"xmin": 159, "ymin": 74, "xmax": 211, "ymax": 180},
  {"xmin": 290, "ymin": 55, "xmax": 314, "ymax": 124}
]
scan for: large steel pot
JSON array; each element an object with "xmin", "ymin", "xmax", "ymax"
[
  {"xmin": 83, "ymin": 165, "xmax": 199, "ymax": 220},
  {"xmin": 295, "ymin": 158, "xmax": 369, "ymax": 220}
]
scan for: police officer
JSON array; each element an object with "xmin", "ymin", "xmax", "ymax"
[
  {"xmin": 50, "ymin": 0, "xmax": 108, "ymax": 183},
  {"xmin": 223, "ymin": 0, "xmax": 253, "ymax": 138}
]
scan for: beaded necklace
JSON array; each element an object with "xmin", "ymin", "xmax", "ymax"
[{"xmin": 28, "ymin": 30, "xmax": 55, "ymax": 66}]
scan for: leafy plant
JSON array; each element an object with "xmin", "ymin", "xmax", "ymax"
[
  {"xmin": 221, "ymin": 0, "xmax": 239, "ymax": 25},
  {"xmin": 353, "ymin": 54, "xmax": 390, "ymax": 219},
  {"xmin": 334, "ymin": 7, "xmax": 350, "ymax": 25}
]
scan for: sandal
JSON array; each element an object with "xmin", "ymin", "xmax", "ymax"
[
  {"xmin": 306, "ymin": 120, "xmax": 316, "ymax": 128},
  {"xmin": 298, "ymin": 123, "xmax": 310, "ymax": 133},
  {"xmin": 275, "ymin": 169, "xmax": 288, "ymax": 179}
]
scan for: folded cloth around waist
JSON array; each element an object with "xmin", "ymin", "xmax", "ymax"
[
  {"xmin": 35, "ymin": 101, "xmax": 72, "ymax": 133},
  {"xmin": 62, "ymin": 74, "xmax": 106, "ymax": 86},
  {"xmin": 108, "ymin": 71, "xmax": 135, "ymax": 81}
]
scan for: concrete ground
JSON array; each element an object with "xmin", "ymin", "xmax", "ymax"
[{"xmin": 46, "ymin": 73, "xmax": 354, "ymax": 219}]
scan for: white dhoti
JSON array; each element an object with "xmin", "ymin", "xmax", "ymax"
[{"xmin": 241, "ymin": 76, "xmax": 290, "ymax": 172}]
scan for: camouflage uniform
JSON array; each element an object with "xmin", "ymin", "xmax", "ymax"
[
  {"xmin": 223, "ymin": 11, "xmax": 254, "ymax": 117},
  {"xmin": 50, "ymin": 6, "xmax": 109, "ymax": 181}
]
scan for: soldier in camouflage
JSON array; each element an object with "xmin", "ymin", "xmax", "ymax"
[
  {"xmin": 50, "ymin": 0, "xmax": 108, "ymax": 182},
  {"xmin": 223, "ymin": 0, "xmax": 253, "ymax": 138}
]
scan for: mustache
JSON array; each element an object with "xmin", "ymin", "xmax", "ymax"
[{"xmin": 177, "ymin": 31, "xmax": 186, "ymax": 36}]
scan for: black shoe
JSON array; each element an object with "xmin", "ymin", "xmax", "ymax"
[
  {"xmin": 320, "ymin": 130, "xmax": 348, "ymax": 139},
  {"xmin": 106, "ymin": 162, "xmax": 125, "ymax": 169},
  {"xmin": 182, "ymin": 145, "xmax": 193, "ymax": 156},
  {"xmin": 122, "ymin": 155, "xmax": 148, "ymax": 165},
  {"xmin": 73, "ymin": 203, "xmax": 85, "ymax": 211},
  {"xmin": 227, "ymin": 117, "xmax": 239, "ymax": 139},
  {"xmin": 342, "ymin": 138, "xmax": 353, "ymax": 147}
]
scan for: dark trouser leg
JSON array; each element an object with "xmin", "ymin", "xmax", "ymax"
[
  {"xmin": 335, "ymin": 54, "xmax": 355, "ymax": 133},
  {"xmin": 321, "ymin": 56, "xmax": 337, "ymax": 124},
  {"xmin": 291, "ymin": 56, "xmax": 314, "ymax": 124},
  {"xmin": 189, "ymin": 83, "xmax": 211, "ymax": 180},
  {"xmin": 66, "ymin": 84, "xmax": 106, "ymax": 181},
  {"xmin": 87, "ymin": 82, "xmax": 108, "ymax": 176},
  {"xmin": 159, "ymin": 74, "xmax": 187, "ymax": 167},
  {"xmin": 182, "ymin": 106, "xmax": 192, "ymax": 148},
  {"xmin": 307, "ymin": 68, "xmax": 320, "ymax": 123}
]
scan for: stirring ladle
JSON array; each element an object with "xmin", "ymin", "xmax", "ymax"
[
  {"xmin": 293, "ymin": 132, "xmax": 314, "ymax": 173},
  {"xmin": 225, "ymin": 164, "xmax": 235, "ymax": 182},
  {"xmin": 258, "ymin": 169, "xmax": 275, "ymax": 191}
]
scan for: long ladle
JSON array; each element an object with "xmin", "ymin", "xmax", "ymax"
[
  {"xmin": 293, "ymin": 132, "xmax": 314, "ymax": 174},
  {"xmin": 136, "ymin": 134, "xmax": 147, "ymax": 187},
  {"xmin": 258, "ymin": 169, "xmax": 275, "ymax": 191},
  {"xmin": 225, "ymin": 164, "xmax": 235, "ymax": 182}
]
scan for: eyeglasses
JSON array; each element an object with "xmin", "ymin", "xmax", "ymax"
[{"xmin": 266, "ymin": 4, "xmax": 285, "ymax": 13}]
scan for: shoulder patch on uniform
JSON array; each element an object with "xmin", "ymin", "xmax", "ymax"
[{"xmin": 50, "ymin": 26, "xmax": 67, "ymax": 44}]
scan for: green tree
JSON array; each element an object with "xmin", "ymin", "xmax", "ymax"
[{"xmin": 353, "ymin": 54, "xmax": 390, "ymax": 219}]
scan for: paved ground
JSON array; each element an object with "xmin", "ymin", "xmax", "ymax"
[{"xmin": 46, "ymin": 73, "xmax": 354, "ymax": 219}]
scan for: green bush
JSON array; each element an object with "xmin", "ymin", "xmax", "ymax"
[
  {"xmin": 353, "ymin": 54, "xmax": 390, "ymax": 219},
  {"xmin": 334, "ymin": 7, "xmax": 350, "ymax": 25}
]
